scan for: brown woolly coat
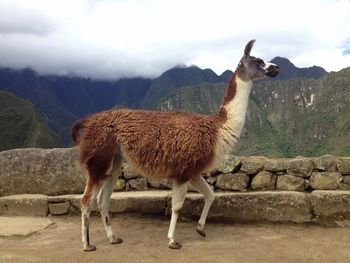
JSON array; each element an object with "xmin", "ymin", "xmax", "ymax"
[{"xmin": 72, "ymin": 108, "xmax": 228, "ymax": 184}]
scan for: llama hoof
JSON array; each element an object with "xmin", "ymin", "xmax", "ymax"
[
  {"xmin": 83, "ymin": 244, "xmax": 97, "ymax": 252},
  {"xmin": 196, "ymin": 226, "xmax": 206, "ymax": 237},
  {"xmin": 110, "ymin": 236, "xmax": 123, "ymax": 245},
  {"xmin": 168, "ymin": 240, "xmax": 182, "ymax": 249}
]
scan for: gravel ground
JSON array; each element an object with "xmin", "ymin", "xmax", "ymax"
[{"xmin": 1, "ymin": 215, "xmax": 350, "ymax": 263}]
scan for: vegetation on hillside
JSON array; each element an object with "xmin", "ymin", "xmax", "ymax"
[{"xmin": 0, "ymin": 91, "xmax": 62, "ymax": 151}]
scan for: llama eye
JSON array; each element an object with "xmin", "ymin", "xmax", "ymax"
[{"xmin": 256, "ymin": 59, "xmax": 265, "ymax": 66}]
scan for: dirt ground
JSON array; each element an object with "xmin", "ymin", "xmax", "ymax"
[{"xmin": 1, "ymin": 214, "xmax": 350, "ymax": 263}]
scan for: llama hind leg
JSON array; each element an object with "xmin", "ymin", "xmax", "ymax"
[
  {"xmin": 81, "ymin": 177, "xmax": 101, "ymax": 252},
  {"xmin": 167, "ymin": 181, "xmax": 189, "ymax": 249},
  {"xmin": 190, "ymin": 176, "xmax": 215, "ymax": 237},
  {"xmin": 97, "ymin": 156, "xmax": 123, "ymax": 245}
]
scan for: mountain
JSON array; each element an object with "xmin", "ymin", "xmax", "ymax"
[
  {"xmin": 0, "ymin": 91, "xmax": 62, "ymax": 151},
  {"xmin": 0, "ymin": 57, "xmax": 333, "ymax": 155},
  {"xmin": 270, "ymin": 57, "xmax": 327, "ymax": 80},
  {"xmin": 156, "ymin": 62, "xmax": 350, "ymax": 157},
  {"xmin": 249, "ymin": 67, "xmax": 350, "ymax": 157},
  {"xmin": 141, "ymin": 65, "xmax": 231, "ymax": 109},
  {"xmin": 0, "ymin": 67, "xmax": 152, "ymax": 144}
]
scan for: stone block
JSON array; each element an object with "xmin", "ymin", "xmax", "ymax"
[
  {"xmin": 206, "ymin": 177, "xmax": 217, "ymax": 185},
  {"xmin": 240, "ymin": 157, "xmax": 264, "ymax": 175},
  {"xmin": 110, "ymin": 191, "xmax": 169, "ymax": 214},
  {"xmin": 337, "ymin": 157, "xmax": 350, "ymax": 175},
  {"xmin": 114, "ymin": 178, "xmax": 126, "ymax": 191},
  {"xmin": 343, "ymin": 176, "xmax": 350, "ymax": 185},
  {"xmin": 251, "ymin": 171, "xmax": 276, "ymax": 190},
  {"xmin": 0, "ymin": 194, "xmax": 48, "ymax": 216},
  {"xmin": 309, "ymin": 172, "xmax": 342, "ymax": 190},
  {"xmin": 215, "ymin": 155, "xmax": 242, "ymax": 174},
  {"xmin": 287, "ymin": 158, "xmax": 313, "ymax": 178},
  {"xmin": 127, "ymin": 178, "xmax": 148, "ymax": 191},
  {"xmin": 276, "ymin": 174, "xmax": 306, "ymax": 191},
  {"xmin": 313, "ymin": 155, "xmax": 337, "ymax": 171},
  {"xmin": 122, "ymin": 163, "xmax": 142, "ymax": 179},
  {"xmin": 179, "ymin": 191, "xmax": 311, "ymax": 223},
  {"xmin": 0, "ymin": 148, "xmax": 86, "ymax": 196},
  {"xmin": 264, "ymin": 158, "xmax": 287, "ymax": 172},
  {"xmin": 339, "ymin": 183, "xmax": 350, "ymax": 190},
  {"xmin": 147, "ymin": 177, "xmax": 172, "ymax": 189},
  {"xmin": 49, "ymin": 202, "xmax": 70, "ymax": 215},
  {"xmin": 310, "ymin": 191, "xmax": 350, "ymax": 219},
  {"xmin": 216, "ymin": 173, "xmax": 249, "ymax": 191}
]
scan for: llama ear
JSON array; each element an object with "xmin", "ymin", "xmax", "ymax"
[{"xmin": 244, "ymin": 39, "xmax": 256, "ymax": 59}]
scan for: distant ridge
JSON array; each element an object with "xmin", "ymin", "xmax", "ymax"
[
  {"xmin": 270, "ymin": 57, "xmax": 327, "ymax": 80},
  {"xmin": 141, "ymin": 65, "xmax": 230, "ymax": 109},
  {"xmin": 0, "ymin": 57, "xmax": 330, "ymax": 149}
]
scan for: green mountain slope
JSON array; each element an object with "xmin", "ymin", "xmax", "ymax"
[
  {"xmin": 156, "ymin": 67, "xmax": 350, "ymax": 157},
  {"xmin": 142, "ymin": 66, "xmax": 229, "ymax": 109},
  {"xmin": 0, "ymin": 91, "xmax": 62, "ymax": 151}
]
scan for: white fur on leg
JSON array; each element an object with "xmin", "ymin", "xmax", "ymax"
[
  {"xmin": 97, "ymin": 183, "xmax": 114, "ymax": 241},
  {"xmin": 81, "ymin": 208, "xmax": 90, "ymax": 244},
  {"xmin": 97, "ymin": 158, "xmax": 122, "ymax": 243},
  {"xmin": 167, "ymin": 181, "xmax": 189, "ymax": 244},
  {"xmin": 190, "ymin": 176, "xmax": 215, "ymax": 232},
  {"xmin": 81, "ymin": 184, "xmax": 100, "ymax": 251}
]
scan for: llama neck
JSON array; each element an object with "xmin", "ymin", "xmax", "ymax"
[{"xmin": 216, "ymin": 74, "xmax": 252, "ymax": 154}]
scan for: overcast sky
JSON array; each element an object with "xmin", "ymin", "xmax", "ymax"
[{"xmin": 0, "ymin": 0, "xmax": 349, "ymax": 79}]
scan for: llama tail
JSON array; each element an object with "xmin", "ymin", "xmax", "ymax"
[
  {"xmin": 71, "ymin": 116, "xmax": 118, "ymax": 181},
  {"xmin": 71, "ymin": 117, "xmax": 89, "ymax": 145}
]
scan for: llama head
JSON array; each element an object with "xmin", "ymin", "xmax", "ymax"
[{"xmin": 237, "ymin": 39, "xmax": 279, "ymax": 81}]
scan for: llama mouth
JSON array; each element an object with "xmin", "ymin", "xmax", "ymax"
[{"xmin": 266, "ymin": 66, "xmax": 279, "ymax": 77}]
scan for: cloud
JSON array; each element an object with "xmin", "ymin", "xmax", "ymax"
[
  {"xmin": 0, "ymin": 0, "xmax": 349, "ymax": 79},
  {"xmin": 0, "ymin": 2, "xmax": 55, "ymax": 36}
]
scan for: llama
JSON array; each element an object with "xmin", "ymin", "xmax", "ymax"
[{"xmin": 71, "ymin": 40, "xmax": 279, "ymax": 251}]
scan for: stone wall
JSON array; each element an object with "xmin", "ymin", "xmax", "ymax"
[{"xmin": 0, "ymin": 148, "xmax": 350, "ymax": 196}]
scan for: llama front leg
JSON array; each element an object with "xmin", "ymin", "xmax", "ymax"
[
  {"xmin": 81, "ymin": 178, "xmax": 101, "ymax": 252},
  {"xmin": 167, "ymin": 181, "xmax": 189, "ymax": 249},
  {"xmin": 97, "ymin": 160, "xmax": 123, "ymax": 245},
  {"xmin": 190, "ymin": 176, "xmax": 215, "ymax": 237}
]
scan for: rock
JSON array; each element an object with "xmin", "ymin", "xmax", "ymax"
[
  {"xmin": 304, "ymin": 179, "xmax": 310, "ymax": 190},
  {"xmin": 206, "ymin": 177, "xmax": 217, "ymax": 185},
  {"xmin": 0, "ymin": 148, "xmax": 86, "ymax": 196},
  {"xmin": 147, "ymin": 177, "xmax": 172, "ymax": 189},
  {"xmin": 0, "ymin": 194, "xmax": 48, "ymax": 216},
  {"xmin": 49, "ymin": 202, "xmax": 70, "ymax": 215},
  {"xmin": 339, "ymin": 183, "xmax": 350, "ymax": 190},
  {"xmin": 287, "ymin": 158, "xmax": 313, "ymax": 178},
  {"xmin": 251, "ymin": 171, "xmax": 276, "ymax": 190},
  {"xmin": 264, "ymin": 158, "xmax": 287, "ymax": 172},
  {"xmin": 276, "ymin": 174, "xmax": 306, "ymax": 191},
  {"xmin": 337, "ymin": 157, "xmax": 350, "ymax": 175},
  {"xmin": 114, "ymin": 178, "xmax": 126, "ymax": 191},
  {"xmin": 109, "ymin": 191, "xmax": 169, "ymax": 214},
  {"xmin": 240, "ymin": 157, "xmax": 265, "ymax": 175},
  {"xmin": 0, "ymin": 217, "xmax": 54, "ymax": 237},
  {"xmin": 309, "ymin": 172, "xmax": 343, "ymax": 190},
  {"xmin": 122, "ymin": 163, "xmax": 141, "ymax": 179},
  {"xmin": 180, "ymin": 191, "xmax": 311, "ymax": 223},
  {"xmin": 313, "ymin": 155, "xmax": 337, "ymax": 171},
  {"xmin": 127, "ymin": 178, "xmax": 148, "ymax": 191},
  {"xmin": 343, "ymin": 176, "xmax": 350, "ymax": 185},
  {"xmin": 310, "ymin": 190, "xmax": 350, "ymax": 219},
  {"xmin": 215, "ymin": 155, "xmax": 242, "ymax": 174},
  {"xmin": 216, "ymin": 173, "xmax": 249, "ymax": 191}
]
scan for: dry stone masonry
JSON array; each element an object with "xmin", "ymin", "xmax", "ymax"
[
  {"xmin": 0, "ymin": 148, "xmax": 350, "ymax": 222},
  {"xmin": 0, "ymin": 149, "xmax": 349, "ymax": 195}
]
